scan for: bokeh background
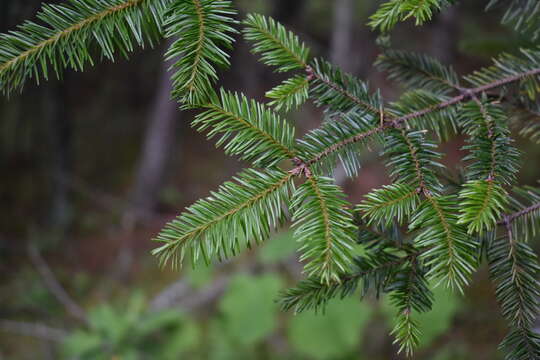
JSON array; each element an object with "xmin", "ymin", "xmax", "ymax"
[{"xmin": 1, "ymin": 1, "xmax": 539, "ymax": 359}]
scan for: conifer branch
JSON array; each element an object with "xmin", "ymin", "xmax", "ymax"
[
  {"xmin": 375, "ymin": 49, "xmax": 461, "ymax": 94},
  {"xmin": 498, "ymin": 186, "xmax": 540, "ymax": 242},
  {"xmin": 153, "ymin": 168, "xmax": 294, "ymax": 268},
  {"xmin": 243, "ymin": 13, "xmax": 309, "ymax": 72},
  {"xmin": 302, "ymin": 66, "xmax": 540, "ymax": 166},
  {"xmin": 487, "ymin": 0, "xmax": 540, "ymax": 40},
  {"xmin": 399, "ymin": 129, "xmax": 429, "ymax": 192},
  {"xmin": 0, "ymin": 0, "xmax": 171, "ymax": 94},
  {"xmin": 291, "ymin": 176, "xmax": 357, "ymax": 284},
  {"xmin": 0, "ymin": 0, "xmax": 143, "ymax": 72},
  {"xmin": 165, "ymin": 0, "xmax": 237, "ymax": 104},
  {"xmin": 358, "ymin": 183, "xmax": 420, "ymax": 226},
  {"xmin": 388, "ymin": 258, "xmax": 433, "ymax": 356},
  {"xmin": 457, "ymin": 97, "xmax": 519, "ymax": 233},
  {"xmin": 500, "ymin": 202, "xmax": 540, "ymax": 225},
  {"xmin": 411, "ymin": 195, "xmax": 476, "ymax": 291},
  {"xmin": 280, "ymin": 249, "xmax": 415, "ymax": 313},
  {"xmin": 194, "ymin": 89, "xmax": 296, "ymax": 166},
  {"xmin": 4, "ymin": 6, "xmax": 538, "ymax": 358},
  {"xmin": 309, "ymin": 60, "xmax": 382, "ymax": 116},
  {"xmin": 368, "ymin": 0, "xmax": 451, "ymax": 32},
  {"xmin": 473, "ymin": 96, "xmax": 498, "ymax": 178},
  {"xmin": 266, "ymin": 75, "xmax": 310, "ymax": 111},
  {"xmin": 305, "ymin": 123, "xmax": 384, "ymax": 167},
  {"xmin": 488, "ymin": 224, "xmax": 540, "ymax": 359}
]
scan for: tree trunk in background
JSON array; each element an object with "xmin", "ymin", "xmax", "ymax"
[
  {"xmin": 330, "ymin": 0, "xmax": 357, "ymax": 185},
  {"xmin": 115, "ymin": 46, "xmax": 179, "ymax": 279},
  {"xmin": 272, "ymin": 0, "xmax": 306, "ymax": 25},
  {"xmin": 45, "ymin": 81, "xmax": 73, "ymax": 231},
  {"xmin": 430, "ymin": 7, "xmax": 458, "ymax": 64},
  {"xmin": 125, "ymin": 48, "xmax": 179, "ymax": 226},
  {"xmin": 330, "ymin": 0, "xmax": 356, "ymax": 73},
  {"xmin": 0, "ymin": 2, "xmax": 7, "ymax": 29}
]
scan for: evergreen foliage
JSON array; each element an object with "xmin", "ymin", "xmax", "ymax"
[
  {"xmin": 375, "ymin": 49, "xmax": 460, "ymax": 95},
  {"xmin": 296, "ymin": 110, "xmax": 381, "ymax": 177},
  {"xmin": 153, "ymin": 168, "xmax": 294, "ymax": 267},
  {"xmin": 369, "ymin": 0, "xmax": 455, "ymax": 32},
  {"xmin": 515, "ymin": 98, "xmax": 540, "ymax": 143},
  {"xmin": 0, "ymin": 0, "xmax": 172, "ymax": 95},
  {"xmin": 309, "ymin": 58, "xmax": 382, "ymax": 116},
  {"xmin": 2, "ymin": 1, "xmax": 540, "ymax": 358},
  {"xmin": 489, "ymin": 236, "xmax": 540, "ymax": 359},
  {"xmin": 358, "ymin": 183, "xmax": 420, "ymax": 227},
  {"xmin": 193, "ymin": 89, "xmax": 296, "ymax": 166},
  {"xmin": 487, "ymin": 0, "xmax": 540, "ymax": 40},
  {"xmin": 266, "ymin": 74, "xmax": 310, "ymax": 111},
  {"xmin": 242, "ymin": 13, "xmax": 309, "ymax": 72},
  {"xmin": 410, "ymin": 195, "xmax": 477, "ymax": 291},
  {"xmin": 165, "ymin": 0, "xmax": 237, "ymax": 104},
  {"xmin": 280, "ymin": 245, "xmax": 405, "ymax": 313},
  {"xmin": 464, "ymin": 48, "xmax": 540, "ymax": 99},
  {"xmin": 290, "ymin": 176, "xmax": 357, "ymax": 284},
  {"xmin": 387, "ymin": 261, "xmax": 433, "ymax": 356}
]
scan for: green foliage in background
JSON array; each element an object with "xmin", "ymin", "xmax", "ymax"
[
  {"xmin": 60, "ymin": 245, "xmax": 461, "ymax": 360},
  {"xmin": 63, "ymin": 293, "xmax": 199, "ymax": 359},
  {"xmin": 219, "ymin": 273, "xmax": 283, "ymax": 346},
  {"xmin": 288, "ymin": 297, "xmax": 372, "ymax": 359}
]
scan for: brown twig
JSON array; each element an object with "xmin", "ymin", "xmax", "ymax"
[
  {"xmin": 297, "ymin": 67, "xmax": 540, "ymax": 169},
  {"xmin": 28, "ymin": 245, "xmax": 88, "ymax": 324},
  {"xmin": 497, "ymin": 201, "xmax": 540, "ymax": 226},
  {"xmin": 0, "ymin": 320, "xmax": 67, "ymax": 342}
]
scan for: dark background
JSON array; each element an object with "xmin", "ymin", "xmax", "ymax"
[{"xmin": 1, "ymin": 1, "xmax": 539, "ymax": 359}]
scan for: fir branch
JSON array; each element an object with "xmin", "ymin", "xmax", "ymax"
[
  {"xmin": 499, "ymin": 328, "xmax": 540, "ymax": 360},
  {"xmin": 368, "ymin": 0, "xmax": 451, "ymax": 32},
  {"xmin": 243, "ymin": 13, "xmax": 309, "ymax": 72},
  {"xmin": 389, "ymin": 90, "xmax": 460, "ymax": 139},
  {"xmin": 383, "ymin": 128, "xmax": 444, "ymax": 193},
  {"xmin": 411, "ymin": 195, "xmax": 477, "ymax": 291},
  {"xmin": 165, "ymin": 0, "xmax": 238, "ymax": 104},
  {"xmin": 266, "ymin": 74, "xmax": 310, "ymax": 111},
  {"xmin": 0, "ymin": 0, "xmax": 171, "ymax": 94},
  {"xmin": 388, "ymin": 261, "xmax": 433, "ymax": 356},
  {"xmin": 487, "ymin": 0, "xmax": 540, "ymax": 40},
  {"xmin": 458, "ymin": 180, "xmax": 509, "ymax": 234},
  {"xmin": 465, "ymin": 48, "xmax": 540, "ymax": 99},
  {"xmin": 290, "ymin": 176, "xmax": 357, "ymax": 284},
  {"xmin": 457, "ymin": 97, "xmax": 519, "ymax": 233},
  {"xmin": 503, "ymin": 201, "xmax": 540, "ymax": 225},
  {"xmin": 301, "ymin": 66, "xmax": 540, "ymax": 166},
  {"xmin": 382, "ymin": 126, "xmax": 475, "ymax": 291},
  {"xmin": 194, "ymin": 89, "xmax": 296, "ymax": 166},
  {"xmin": 459, "ymin": 98, "xmax": 520, "ymax": 185},
  {"xmin": 309, "ymin": 59, "xmax": 382, "ymax": 116},
  {"xmin": 488, "ymin": 226, "xmax": 540, "ymax": 360},
  {"xmin": 305, "ymin": 124, "xmax": 385, "ymax": 167},
  {"xmin": 152, "ymin": 168, "xmax": 294, "ymax": 268},
  {"xmin": 280, "ymin": 248, "xmax": 412, "ymax": 313},
  {"xmin": 499, "ymin": 186, "xmax": 540, "ymax": 242},
  {"xmin": 297, "ymin": 110, "xmax": 382, "ymax": 176},
  {"xmin": 358, "ymin": 183, "xmax": 421, "ymax": 227},
  {"xmin": 375, "ymin": 49, "xmax": 461, "ymax": 95}
]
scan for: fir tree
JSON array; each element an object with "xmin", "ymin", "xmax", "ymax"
[{"xmin": 1, "ymin": 0, "xmax": 540, "ymax": 358}]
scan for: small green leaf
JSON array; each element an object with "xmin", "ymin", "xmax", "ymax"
[
  {"xmin": 219, "ymin": 273, "xmax": 283, "ymax": 346},
  {"xmin": 258, "ymin": 231, "xmax": 298, "ymax": 265},
  {"xmin": 288, "ymin": 296, "xmax": 372, "ymax": 360}
]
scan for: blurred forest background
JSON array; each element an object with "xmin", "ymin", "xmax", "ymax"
[{"xmin": 1, "ymin": 1, "xmax": 540, "ymax": 359}]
